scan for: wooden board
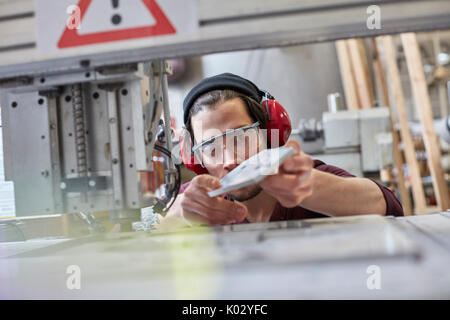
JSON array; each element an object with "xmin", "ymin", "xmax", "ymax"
[
  {"xmin": 336, "ymin": 40, "xmax": 360, "ymax": 110},
  {"xmin": 372, "ymin": 38, "xmax": 390, "ymax": 107},
  {"xmin": 379, "ymin": 35, "xmax": 427, "ymax": 214},
  {"xmin": 401, "ymin": 32, "xmax": 450, "ymax": 211},
  {"xmin": 347, "ymin": 39, "xmax": 374, "ymax": 109},
  {"xmin": 372, "ymin": 37, "xmax": 412, "ymax": 216}
]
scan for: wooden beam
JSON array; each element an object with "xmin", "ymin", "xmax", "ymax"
[
  {"xmin": 373, "ymin": 37, "xmax": 413, "ymax": 216},
  {"xmin": 347, "ymin": 39, "xmax": 374, "ymax": 109},
  {"xmin": 372, "ymin": 38, "xmax": 390, "ymax": 107},
  {"xmin": 401, "ymin": 32, "xmax": 450, "ymax": 211},
  {"xmin": 379, "ymin": 35, "xmax": 427, "ymax": 214},
  {"xmin": 335, "ymin": 40, "xmax": 360, "ymax": 110}
]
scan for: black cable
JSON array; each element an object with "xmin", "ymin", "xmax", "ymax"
[{"xmin": 153, "ymin": 144, "xmax": 181, "ymax": 214}]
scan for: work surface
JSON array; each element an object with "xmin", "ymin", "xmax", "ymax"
[{"xmin": 1, "ymin": 212, "xmax": 450, "ymax": 299}]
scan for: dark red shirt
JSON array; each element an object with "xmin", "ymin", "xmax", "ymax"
[{"xmin": 178, "ymin": 160, "xmax": 404, "ymax": 222}]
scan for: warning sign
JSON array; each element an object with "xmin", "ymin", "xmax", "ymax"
[
  {"xmin": 35, "ymin": 0, "xmax": 198, "ymax": 53},
  {"xmin": 58, "ymin": 0, "xmax": 176, "ymax": 48}
]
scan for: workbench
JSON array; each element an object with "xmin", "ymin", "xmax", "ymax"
[{"xmin": 1, "ymin": 212, "xmax": 450, "ymax": 299}]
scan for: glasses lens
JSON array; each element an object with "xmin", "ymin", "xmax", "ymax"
[{"xmin": 200, "ymin": 127, "xmax": 260, "ymax": 163}]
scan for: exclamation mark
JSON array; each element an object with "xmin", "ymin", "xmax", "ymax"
[{"xmin": 111, "ymin": 0, "xmax": 121, "ymax": 25}]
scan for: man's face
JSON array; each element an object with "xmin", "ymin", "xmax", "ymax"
[{"xmin": 191, "ymin": 97, "xmax": 265, "ymax": 201}]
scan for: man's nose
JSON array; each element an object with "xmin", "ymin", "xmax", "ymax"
[{"xmin": 223, "ymin": 147, "xmax": 238, "ymax": 172}]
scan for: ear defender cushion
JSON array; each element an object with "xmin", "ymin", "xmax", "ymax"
[
  {"xmin": 180, "ymin": 130, "xmax": 208, "ymax": 175},
  {"xmin": 262, "ymin": 99, "xmax": 292, "ymax": 147}
]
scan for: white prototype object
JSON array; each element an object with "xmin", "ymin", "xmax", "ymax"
[{"xmin": 207, "ymin": 147, "xmax": 295, "ymax": 197}]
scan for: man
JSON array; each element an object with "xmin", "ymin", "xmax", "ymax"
[{"xmin": 163, "ymin": 73, "xmax": 403, "ymax": 227}]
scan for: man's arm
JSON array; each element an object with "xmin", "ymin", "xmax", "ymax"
[
  {"xmin": 299, "ymin": 169, "xmax": 387, "ymax": 216},
  {"xmin": 259, "ymin": 140, "xmax": 401, "ymax": 217}
]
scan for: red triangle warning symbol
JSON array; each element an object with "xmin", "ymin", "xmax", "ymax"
[{"xmin": 58, "ymin": 0, "xmax": 176, "ymax": 49}]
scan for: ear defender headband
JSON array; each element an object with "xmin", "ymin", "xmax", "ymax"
[{"xmin": 180, "ymin": 73, "xmax": 292, "ymax": 175}]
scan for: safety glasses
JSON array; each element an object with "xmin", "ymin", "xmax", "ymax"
[{"xmin": 192, "ymin": 122, "xmax": 261, "ymax": 159}]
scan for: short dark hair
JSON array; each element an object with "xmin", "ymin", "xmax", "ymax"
[{"xmin": 185, "ymin": 89, "xmax": 267, "ymax": 144}]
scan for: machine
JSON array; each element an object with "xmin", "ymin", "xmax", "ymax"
[{"xmin": 0, "ymin": 60, "xmax": 180, "ymax": 228}]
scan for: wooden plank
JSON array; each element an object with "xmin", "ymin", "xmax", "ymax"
[
  {"xmin": 401, "ymin": 32, "xmax": 450, "ymax": 211},
  {"xmin": 373, "ymin": 37, "xmax": 412, "ymax": 216},
  {"xmin": 335, "ymin": 40, "xmax": 360, "ymax": 110},
  {"xmin": 372, "ymin": 38, "xmax": 390, "ymax": 107},
  {"xmin": 379, "ymin": 35, "xmax": 427, "ymax": 214},
  {"xmin": 347, "ymin": 39, "xmax": 374, "ymax": 109}
]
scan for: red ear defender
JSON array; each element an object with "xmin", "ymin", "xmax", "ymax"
[
  {"xmin": 179, "ymin": 130, "xmax": 209, "ymax": 175},
  {"xmin": 262, "ymin": 99, "xmax": 292, "ymax": 147}
]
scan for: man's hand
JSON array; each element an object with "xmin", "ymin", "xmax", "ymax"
[
  {"xmin": 180, "ymin": 174, "xmax": 248, "ymax": 225},
  {"xmin": 259, "ymin": 140, "xmax": 314, "ymax": 208}
]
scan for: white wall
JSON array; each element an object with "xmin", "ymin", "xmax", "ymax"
[
  {"xmin": 201, "ymin": 43, "xmax": 344, "ymax": 127},
  {"xmin": 168, "ymin": 42, "xmax": 344, "ymax": 132}
]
